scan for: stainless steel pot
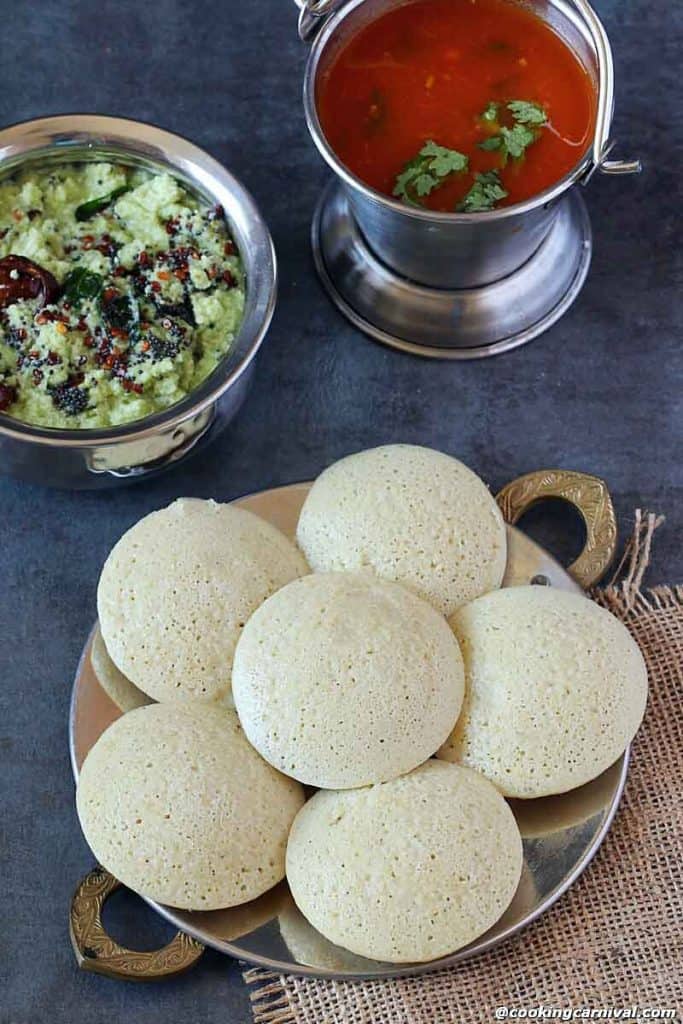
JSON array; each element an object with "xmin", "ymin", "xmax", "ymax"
[
  {"xmin": 0, "ymin": 115, "xmax": 277, "ymax": 489},
  {"xmin": 296, "ymin": 0, "xmax": 641, "ymax": 289}
]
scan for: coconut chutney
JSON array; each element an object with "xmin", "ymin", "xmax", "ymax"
[{"xmin": 0, "ymin": 162, "xmax": 245, "ymax": 428}]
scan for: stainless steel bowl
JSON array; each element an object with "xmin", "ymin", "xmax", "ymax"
[{"xmin": 0, "ymin": 115, "xmax": 277, "ymax": 488}]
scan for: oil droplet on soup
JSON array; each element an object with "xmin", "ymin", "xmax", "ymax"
[{"xmin": 316, "ymin": 0, "xmax": 596, "ymax": 211}]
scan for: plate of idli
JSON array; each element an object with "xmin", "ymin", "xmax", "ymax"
[{"xmin": 69, "ymin": 446, "xmax": 647, "ymax": 979}]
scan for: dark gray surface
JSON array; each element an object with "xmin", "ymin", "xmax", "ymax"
[{"xmin": 0, "ymin": 1, "xmax": 680, "ymax": 1022}]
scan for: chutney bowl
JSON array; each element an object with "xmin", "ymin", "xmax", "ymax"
[{"xmin": 0, "ymin": 115, "xmax": 277, "ymax": 489}]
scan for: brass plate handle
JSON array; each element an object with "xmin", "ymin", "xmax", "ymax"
[
  {"xmin": 496, "ymin": 469, "xmax": 618, "ymax": 589},
  {"xmin": 70, "ymin": 866, "xmax": 204, "ymax": 982}
]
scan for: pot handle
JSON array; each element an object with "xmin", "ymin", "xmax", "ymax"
[
  {"xmin": 294, "ymin": 0, "xmax": 344, "ymax": 42},
  {"xmin": 70, "ymin": 866, "xmax": 205, "ymax": 982},
  {"xmin": 571, "ymin": 0, "xmax": 642, "ymax": 180},
  {"xmin": 496, "ymin": 469, "xmax": 618, "ymax": 589}
]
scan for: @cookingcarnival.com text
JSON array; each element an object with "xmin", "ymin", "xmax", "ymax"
[{"xmin": 494, "ymin": 1007, "xmax": 677, "ymax": 1020}]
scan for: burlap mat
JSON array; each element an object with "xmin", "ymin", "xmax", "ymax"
[{"xmin": 244, "ymin": 513, "xmax": 683, "ymax": 1022}]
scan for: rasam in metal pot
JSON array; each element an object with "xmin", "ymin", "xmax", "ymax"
[
  {"xmin": 295, "ymin": 0, "xmax": 641, "ymax": 357},
  {"xmin": 298, "ymin": 0, "xmax": 639, "ymax": 289}
]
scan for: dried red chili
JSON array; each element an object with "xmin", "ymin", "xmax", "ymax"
[{"xmin": 0, "ymin": 255, "xmax": 60, "ymax": 310}]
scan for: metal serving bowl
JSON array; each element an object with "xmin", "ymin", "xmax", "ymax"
[{"xmin": 0, "ymin": 115, "xmax": 277, "ymax": 489}]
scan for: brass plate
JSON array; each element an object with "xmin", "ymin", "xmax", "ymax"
[{"xmin": 69, "ymin": 481, "xmax": 628, "ymax": 979}]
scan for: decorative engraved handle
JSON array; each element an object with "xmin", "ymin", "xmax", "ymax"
[
  {"xmin": 70, "ymin": 866, "xmax": 204, "ymax": 982},
  {"xmin": 496, "ymin": 469, "xmax": 617, "ymax": 589}
]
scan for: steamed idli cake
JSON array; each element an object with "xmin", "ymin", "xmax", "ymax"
[
  {"xmin": 438, "ymin": 586, "xmax": 648, "ymax": 798},
  {"xmin": 232, "ymin": 572, "xmax": 464, "ymax": 789},
  {"xmin": 286, "ymin": 760, "xmax": 523, "ymax": 963},
  {"xmin": 90, "ymin": 625, "xmax": 151, "ymax": 712},
  {"xmin": 97, "ymin": 498, "xmax": 308, "ymax": 705},
  {"xmin": 76, "ymin": 703, "xmax": 305, "ymax": 911},
  {"xmin": 296, "ymin": 445, "xmax": 506, "ymax": 617}
]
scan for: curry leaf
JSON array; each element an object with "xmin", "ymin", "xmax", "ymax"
[
  {"xmin": 456, "ymin": 171, "xmax": 509, "ymax": 213},
  {"xmin": 100, "ymin": 289, "xmax": 140, "ymax": 339},
  {"xmin": 62, "ymin": 267, "xmax": 104, "ymax": 305},
  {"xmin": 75, "ymin": 185, "xmax": 130, "ymax": 222}
]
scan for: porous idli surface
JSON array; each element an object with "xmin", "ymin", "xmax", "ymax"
[
  {"xmin": 76, "ymin": 704, "xmax": 305, "ymax": 911},
  {"xmin": 232, "ymin": 572, "xmax": 464, "ymax": 789},
  {"xmin": 98, "ymin": 498, "xmax": 308, "ymax": 705},
  {"xmin": 296, "ymin": 445, "xmax": 506, "ymax": 617},
  {"xmin": 91, "ymin": 625, "xmax": 152, "ymax": 712},
  {"xmin": 286, "ymin": 760, "xmax": 523, "ymax": 963},
  {"xmin": 438, "ymin": 586, "xmax": 648, "ymax": 798}
]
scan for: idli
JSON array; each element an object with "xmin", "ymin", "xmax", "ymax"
[
  {"xmin": 90, "ymin": 625, "xmax": 151, "ymax": 712},
  {"xmin": 278, "ymin": 902, "xmax": 361, "ymax": 971},
  {"xmin": 76, "ymin": 703, "xmax": 305, "ymax": 910},
  {"xmin": 97, "ymin": 498, "xmax": 308, "ymax": 705},
  {"xmin": 232, "ymin": 572, "xmax": 464, "ymax": 789},
  {"xmin": 296, "ymin": 445, "xmax": 506, "ymax": 617},
  {"xmin": 438, "ymin": 586, "xmax": 648, "ymax": 798},
  {"xmin": 286, "ymin": 760, "xmax": 523, "ymax": 963}
]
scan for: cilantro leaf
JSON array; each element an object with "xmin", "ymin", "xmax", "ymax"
[
  {"xmin": 479, "ymin": 136, "xmax": 503, "ymax": 152},
  {"xmin": 393, "ymin": 141, "xmax": 469, "ymax": 205},
  {"xmin": 413, "ymin": 173, "xmax": 439, "ymax": 197},
  {"xmin": 477, "ymin": 98, "xmax": 548, "ymax": 163},
  {"xmin": 481, "ymin": 101, "xmax": 500, "ymax": 124},
  {"xmin": 456, "ymin": 171, "xmax": 509, "ymax": 213},
  {"xmin": 507, "ymin": 100, "xmax": 547, "ymax": 125},
  {"xmin": 500, "ymin": 122, "xmax": 536, "ymax": 159},
  {"xmin": 420, "ymin": 140, "xmax": 469, "ymax": 177}
]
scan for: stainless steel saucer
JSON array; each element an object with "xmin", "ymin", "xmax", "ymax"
[{"xmin": 312, "ymin": 181, "xmax": 593, "ymax": 359}]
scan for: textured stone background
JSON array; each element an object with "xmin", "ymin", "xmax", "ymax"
[{"xmin": 0, "ymin": 1, "xmax": 680, "ymax": 1021}]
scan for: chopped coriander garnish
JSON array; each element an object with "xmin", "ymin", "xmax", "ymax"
[
  {"xmin": 507, "ymin": 100, "xmax": 547, "ymax": 126},
  {"xmin": 393, "ymin": 141, "xmax": 469, "ymax": 206},
  {"xmin": 479, "ymin": 136, "xmax": 504, "ymax": 152},
  {"xmin": 500, "ymin": 122, "xmax": 537, "ymax": 159},
  {"xmin": 481, "ymin": 101, "xmax": 500, "ymax": 124},
  {"xmin": 477, "ymin": 98, "xmax": 548, "ymax": 164},
  {"xmin": 393, "ymin": 100, "xmax": 547, "ymax": 213},
  {"xmin": 456, "ymin": 171, "xmax": 509, "ymax": 213}
]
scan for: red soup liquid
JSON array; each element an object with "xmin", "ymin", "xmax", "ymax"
[{"xmin": 316, "ymin": 0, "xmax": 596, "ymax": 211}]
